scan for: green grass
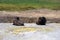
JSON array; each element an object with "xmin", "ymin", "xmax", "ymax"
[{"xmin": 0, "ymin": 0, "xmax": 60, "ymax": 11}]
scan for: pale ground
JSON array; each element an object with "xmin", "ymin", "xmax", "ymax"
[
  {"xmin": 0, "ymin": 23, "xmax": 60, "ymax": 40},
  {"xmin": 0, "ymin": 9, "xmax": 60, "ymax": 18},
  {"xmin": 0, "ymin": 9, "xmax": 60, "ymax": 40}
]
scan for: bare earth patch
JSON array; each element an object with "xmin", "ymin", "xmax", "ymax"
[
  {"xmin": 0, "ymin": 9, "xmax": 60, "ymax": 18},
  {"xmin": 0, "ymin": 9, "xmax": 60, "ymax": 23}
]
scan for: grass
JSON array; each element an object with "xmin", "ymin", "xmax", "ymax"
[{"xmin": 0, "ymin": 0, "xmax": 60, "ymax": 11}]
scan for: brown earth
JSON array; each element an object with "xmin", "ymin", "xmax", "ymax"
[{"xmin": 0, "ymin": 9, "xmax": 60, "ymax": 23}]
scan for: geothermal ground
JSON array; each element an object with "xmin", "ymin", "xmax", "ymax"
[{"xmin": 0, "ymin": 23, "xmax": 60, "ymax": 40}]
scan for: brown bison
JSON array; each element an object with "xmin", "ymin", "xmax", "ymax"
[
  {"xmin": 36, "ymin": 17, "xmax": 47, "ymax": 25},
  {"xmin": 13, "ymin": 17, "xmax": 24, "ymax": 26}
]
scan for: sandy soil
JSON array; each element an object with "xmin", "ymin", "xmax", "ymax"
[
  {"xmin": 0, "ymin": 9, "xmax": 60, "ymax": 18},
  {"xmin": 0, "ymin": 9, "xmax": 60, "ymax": 23}
]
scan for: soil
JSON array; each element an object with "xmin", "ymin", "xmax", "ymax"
[{"xmin": 0, "ymin": 9, "xmax": 60, "ymax": 23}]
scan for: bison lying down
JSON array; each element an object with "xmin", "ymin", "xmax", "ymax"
[
  {"xmin": 36, "ymin": 17, "xmax": 47, "ymax": 25},
  {"xmin": 13, "ymin": 17, "xmax": 24, "ymax": 26}
]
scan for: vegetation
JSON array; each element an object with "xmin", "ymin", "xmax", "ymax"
[{"xmin": 0, "ymin": 0, "xmax": 60, "ymax": 11}]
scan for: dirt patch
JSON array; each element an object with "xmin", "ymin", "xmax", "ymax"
[{"xmin": 0, "ymin": 9, "xmax": 60, "ymax": 23}]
